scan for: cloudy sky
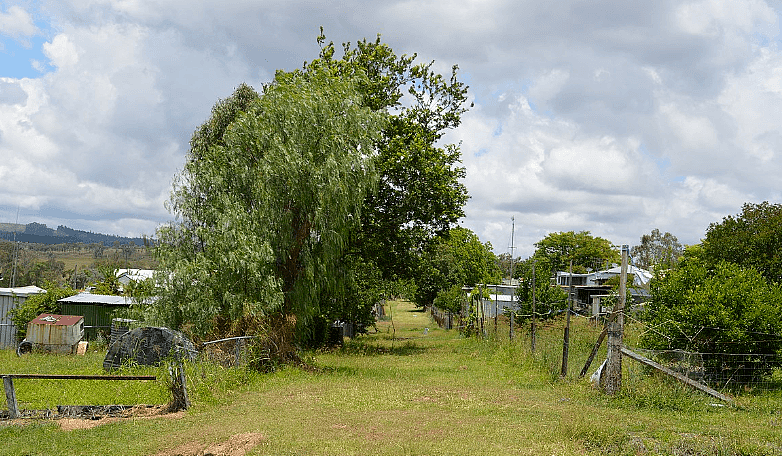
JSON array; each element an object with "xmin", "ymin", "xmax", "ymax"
[{"xmin": 1, "ymin": 0, "xmax": 781, "ymax": 257}]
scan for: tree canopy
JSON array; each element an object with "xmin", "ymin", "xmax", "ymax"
[
  {"xmin": 703, "ymin": 201, "xmax": 782, "ymax": 284},
  {"xmin": 641, "ymin": 257, "xmax": 782, "ymax": 382},
  {"xmin": 630, "ymin": 228, "xmax": 683, "ymax": 270},
  {"xmin": 414, "ymin": 227, "xmax": 500, "ymax": 312},
  {"xmin": 154, "ymin": 67, "xmax": 385, "ymax": 339},
  {"xmin": 532, "ymin": 231, "xmax": 619, "ymax": 276},
  {"xmin": 306, "ymin": 31, "xmax": 471, "ymax": 282}
]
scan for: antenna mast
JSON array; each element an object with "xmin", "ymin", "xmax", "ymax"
[
  {"xmin": 509, "ymin": 217, "xmax": 515, "ymax": 281},
  {"xmin": 11, "ymin": 206, "xmax": 20, "ymax": 288}
]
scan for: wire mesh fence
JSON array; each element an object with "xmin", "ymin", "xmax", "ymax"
[
  {"xmin": 199, "ymin": 336, "xmax": 256, "ymax": 368},
  {"xmin": 627, "ymin": 348, "xmax": 782, "ymax": 393}
]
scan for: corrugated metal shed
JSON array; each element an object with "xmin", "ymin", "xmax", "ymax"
[
  {"xmin": 58, "ymin": 293, "xmax": 134, "ymax": 340},
  {"xmin": 26, "ymin": 313, "xmax": 84, "ymax": 353},
  {"xmin": 0, "ymin": 286, "xmax": 46, "ymax": 349}
]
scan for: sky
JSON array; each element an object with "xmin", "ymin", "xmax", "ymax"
[{"xmin": 1, "ymin": 0, "xmax": 781, "ymax": 258}]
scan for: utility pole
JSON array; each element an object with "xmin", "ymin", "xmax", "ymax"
[
  {"xmin": 530, "ymin": 260, "xmax": 536, "ymax": 352},
  {"xmin": 561, "ymin": 260, "xmax": 573, "ymax": 377},
  {"xmin": 509, "ymin": 217, "xmax": 516, "ymax": 341},
  {"xmin": 602, "ymin": 245, "xmax": 629, "ymax": 394},
  {"xmin": 10, "ymin": 207, "xmax": 20, "ymax": 288}
]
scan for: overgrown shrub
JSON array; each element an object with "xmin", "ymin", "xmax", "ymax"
[{"xmin": 641, "ymin": 258, "xmax": 782, "ymax": 384}]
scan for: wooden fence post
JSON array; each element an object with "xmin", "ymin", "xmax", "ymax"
[
  {"xmin": 561, "ymin": 260, "xmax": 573, "ymax": 377},
  {"xmin": 602, "ymin": 245, "xmax": 628, "ymax": 394},
  {"xmin": 509, "ymin": 310, "xmax": 514, "ymax": 341},
  {"xmin": 3, "ymin": 376, "xmax": 18, "ymax": 419}
]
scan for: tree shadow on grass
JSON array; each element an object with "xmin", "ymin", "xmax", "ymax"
[{"xmin": 339, "ymin": 338, "xmax": 426, "ymax": 356}]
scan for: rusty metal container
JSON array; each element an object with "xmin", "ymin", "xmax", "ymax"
[{"xmin": 24, "ymin": 314, "xmax": 85, "ymax": 354}]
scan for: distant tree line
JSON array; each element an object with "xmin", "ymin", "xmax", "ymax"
[{"xmin": 0, "ymin": 223, "xmax": 150, "ymax": 247}]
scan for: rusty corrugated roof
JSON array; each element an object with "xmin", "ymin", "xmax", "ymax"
[{"xmin": 30, "ymin": 314, "xmax": 84, "ymax": 326}]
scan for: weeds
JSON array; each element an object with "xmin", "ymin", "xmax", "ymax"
[{"xmin": 2, "ymin": 300, "xmax": 781, "ymax": 456}]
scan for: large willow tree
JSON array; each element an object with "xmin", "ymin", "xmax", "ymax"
[{"xmin": 153, "ymin": 68, "xmax": 385, "ymax": 338}]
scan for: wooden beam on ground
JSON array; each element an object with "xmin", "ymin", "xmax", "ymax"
[{"xmin": 620, "ymin": 347, "xmax": 733, "ymax": 403}]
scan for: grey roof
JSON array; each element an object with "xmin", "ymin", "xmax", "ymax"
[
  {"xmin": 0, "ymin": 286, "xmax": 46, "ymax": 297},
  {"xmin": 58, "ymin": 292, "xmax": 134, "ymax": 306}
]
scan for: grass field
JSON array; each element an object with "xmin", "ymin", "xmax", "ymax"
[{"xmin": 1, "ymin": 300, "xmax": 781, "ymax": 455}]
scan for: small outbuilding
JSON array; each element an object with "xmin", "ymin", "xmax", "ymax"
[
  {"xmin": 57, "ymin": 292, "xmax": 136, "ymax": 340},
  {"xmin": 0, "ymin": 286, "xmax": 47, "ymax": 349},
  {"xmin": 20, "ymin": 313, "xmax": 85, "ymax": 354}
]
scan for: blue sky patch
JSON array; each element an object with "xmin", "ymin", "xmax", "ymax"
[{"xmin": 0, "ymin": 34, "xmax": 51, "ymax": 79}]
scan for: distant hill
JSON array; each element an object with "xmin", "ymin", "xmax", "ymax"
[{"xmin": 0, "ymin": 222, "xmax": 151, "ymax": 246}]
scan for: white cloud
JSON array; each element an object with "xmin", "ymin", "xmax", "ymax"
[
  {"xmin": 0, "ymin": 6, "xmax": 38, "ymax": 40},
  {"xmin": 1, "ymin": 0, "xmax": 781, "ymax": 254},
  {"xmin": 676, "ymin": 0, "xmax": 777, "ymax": 37},
  {"xmin": 718, "ymin": 47, "xmax": 782, "ymax": 171},
  {"xmin": 659, "ymin": 101, "xmax": 720, "ymax": 152},
  {"xmin": 42, "ymin": 34, "xmax": 80, "ymax": 69},
  {"xmin": 527, "ymin": 69, "xmax": 571, "ymax": 106}
]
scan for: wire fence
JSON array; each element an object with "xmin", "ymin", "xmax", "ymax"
[
  {"xmin": 427, "ymin": 306, "xmax": 455, "ymax": 330},
  {"xmin": 426, "ymin": 302, "xmax": 782, "ymax": 394},
  {"xmin": 199, "ymin": 336, "xmax": 256, "ymax": 367},
  {"xmin": 626, "ymin": 348, "xmax": 782, "ymax": 392}
]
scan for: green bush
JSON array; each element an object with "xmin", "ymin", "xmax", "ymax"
[
  {"xmin": 641, "ymin": 259, "xmax": 782, "ymax": 383},
  {"xmin": 8, "ymin": 282, "xmax": 77, "ymax": 340}
]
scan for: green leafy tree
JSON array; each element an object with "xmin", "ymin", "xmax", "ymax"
[
  {"xmin": 155, "ymin": 32, "xmax": 470, "ymax": 349},
  {"xmin": 512, "ymin": 258, "xmax": 568, "ymax": 321},
  {"xmin": 532, "ymin": 231, "xmax": 619, "ymax": 277},
  {"xmin": 414, "ymin": 227, "xmax": 500, "ymax": 312},
  {"xmin": 308, "ymin": 31, "xmax": 471, "ymax": 282},
  {"xmin": 154, "ymin": 67, "xmax": 385, "ymax": 341},
  {"xmin": 89, "ymin": 265, "xmax": 122, "ymax": 295},
  {"xmin": 641, "ymin": 258, "xmax": 782, "ymax": 383},
  {"xmin": 8, "ymin": 282, "xmax": 77, "ymax": 340},
  {"xmin": 703, "ymin": 201, "xmax": 782, "ymax": 284},
  {"xmin": 630, "ymin": 228, "xmax": 683, "ymax": 270}
]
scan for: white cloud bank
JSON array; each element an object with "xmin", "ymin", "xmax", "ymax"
[{"xmin": 0, "ymin": 0, "xmax": 781, "ymax": 255}]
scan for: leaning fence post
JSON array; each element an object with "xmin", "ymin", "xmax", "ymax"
[
  {"xmin": 178, "ymin": 361, "xmax": 190, "ymax": 410},
  {"xmin": 168, "ymin": 349, "xmax": 190, "ymax": 411},
  {"xmin": 3, "ymin": 376, "xmax": 18, "ymax": 419}
]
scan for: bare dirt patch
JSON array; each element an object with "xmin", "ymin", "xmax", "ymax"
[
  {"xmin": 1, "ymin": 405, "xmax": 186, "ymax": 431},
  {"xmin": 154, "ymin": 433, "xmax": 265, "ymax": 456},
  {"xmin": 57, "ymin": 405, "xmax": 186, "ymax": 431}
]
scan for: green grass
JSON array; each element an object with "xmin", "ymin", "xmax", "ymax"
[{"xmin": 2, "ymin": 300, "xmax": 781, "ymax": 455}]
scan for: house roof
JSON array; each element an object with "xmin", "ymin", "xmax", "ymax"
[
  {"xmin": 0, "ymin": 286, "xmax": 47, "ymax": 297},
  {"xmin": 116, "ymin": 269, "xmax": 155, "ymax": 282},
  {"xmin": 58, "ymin": 292, "xmax": 134, "ymax": 306},
  {"xmin": 592, "ymin": 265, "xmax": 653, "ymax": 285}
]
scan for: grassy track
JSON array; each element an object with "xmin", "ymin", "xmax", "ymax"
[{"xmin": 2, "ymin": 300, "xmax": 781, "ymax": 455}]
